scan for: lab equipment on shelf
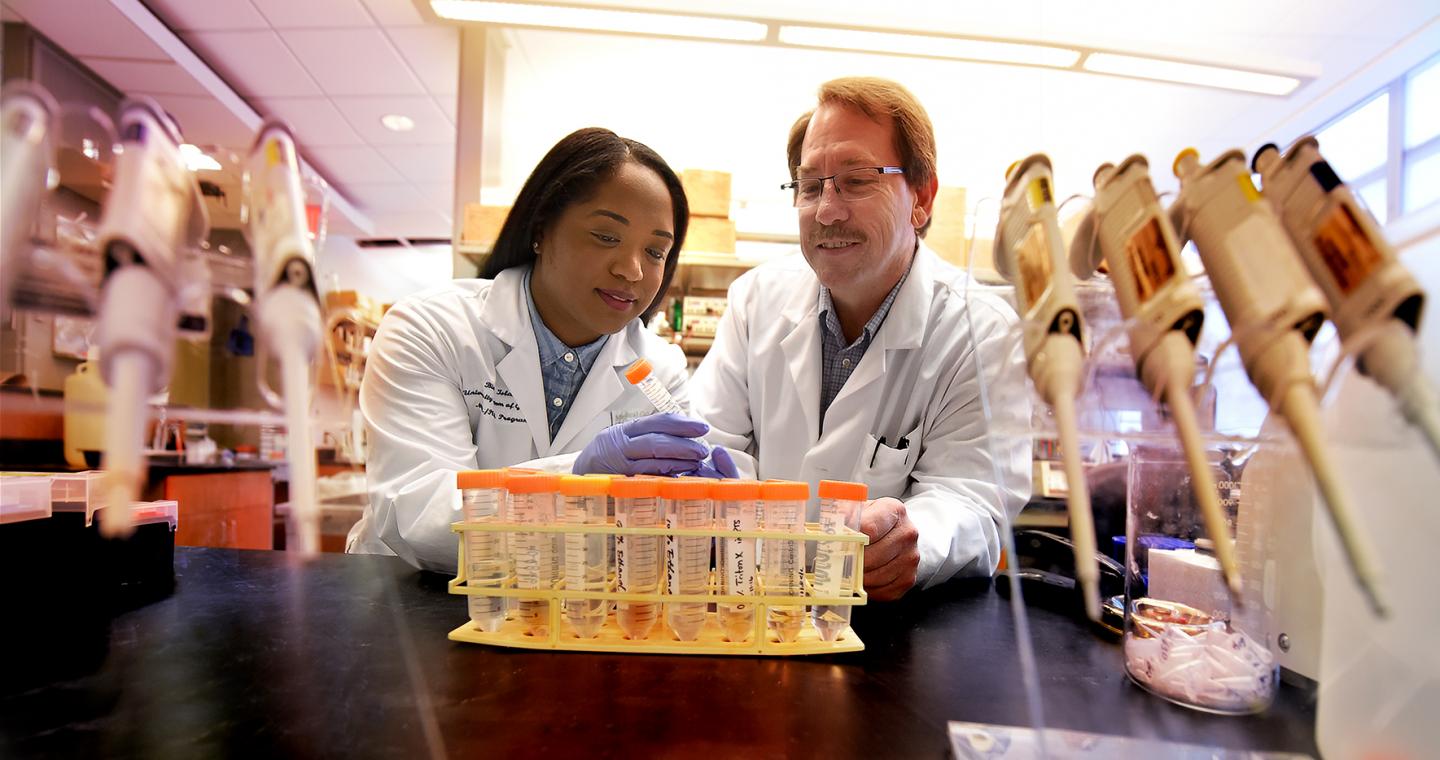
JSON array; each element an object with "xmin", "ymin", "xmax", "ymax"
[
  {"xmin": 994, "ymin": 153, "xmax": 1100, "ymax": 622},
  {"xmin": 446, "ymin": 473, "xmax": 869, "ymax": 655}
]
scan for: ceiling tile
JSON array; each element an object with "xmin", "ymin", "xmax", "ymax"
[
  {"xmin": 80, "ymin": 58, "xmax": 211, "ymax": 97},
  {"xmin": 385, "ymin": 26, "xmax": 459, "ymax": 95},
  {"xmin": 376, "ymin": 144, "xmax": 457, "ymax": 183},
  {"xmin": 259, "ymin": 98, "xmax": 367, "ymax": 146},
  {"xmin": 438, "ymin": 95, "xmax": 458, "ymax": 124},
  {"xmin": 185, "ymin": 30, "xmax": 322, "ymax": 98},
  {"xmin": 333, "ymin": 96, "xmax": 454, "ymax": 144},
  {"xmin": 417, "ymin": 182, "xmax": 456, "ymax": 211},
  {"xmin": 5, "ymin": 0, "xmax": 169, "ymax": 60},
  {"xmin": 344, "ymin": 182, "xmax": 433, "ymax": 212},
  {"xmin": 145, "ymin": 0, "xmax": 269, "ymax": 31},
  {"xmin": 280, "ymin": 28, "xmax": 426, "ymax": 96},
  {"xmin": 304, "ymin": 145, "xmax": 405, "ymax": 184},
  {"xmin": 360, "ymin": 0, "xmax": 428, "ymax": 25},
  {"xmin": 150, "ymin": 94, "xmax": 260, "ymax": 149},
  {"xmin": 250, "ymin": 0, "xmax": 373, "ymax": 28}
]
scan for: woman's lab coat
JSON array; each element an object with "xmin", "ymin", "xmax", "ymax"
[
  {"xmin": 348, "ymin": 266, "xmax": 689, "ymax": 572},
  {"xmin": 691, "ymin": 243, "xmax": 1032, "ymax": 587}
]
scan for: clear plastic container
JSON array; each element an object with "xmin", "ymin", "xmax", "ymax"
[
  {"xmin": 559, "ymin": 475, "xmax": 609, "ymax": 639},
  {"xmin": 812, "ymin": 480, "xmax": 867, "ymax": 642},
  {"xmin": 459, "ymin": 469, "xmax": 508, "ymax": 633},
  {"xmin": 624, "ymin": 358, "xmax": 683, "ymax": 415},
  {"xmin": 0, "ymin": 474, "xmax": 54, "ymax": 524},
  {"xmin": 760, "ymin": 480, "xmax": 808, "ymax": 643},
  {"xmin": 660, "ymin": 477, "xmax": 713, "ymax": 641},
  {"xmin": 505, "ymin": 472, "xmax": 559, "ymax": 637},
  {"xmin": 611, "ymin": 476, "xmax": 662, "ymax": 640},
  {"xmin": 1122, "ymin": 445, "xmax": 1277, "ymax": 714},
  {"xmin": 713, "ymin": 479, "xmax": 761, "ymax": 642}
]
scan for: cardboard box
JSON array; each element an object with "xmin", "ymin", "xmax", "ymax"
[
  {"xmin": 683, "ymin": 216, "xmax": 736, "ymax": 254},
  {"xmin": 924, "ymin": 185, "xmax": 968, "ymax": 266},
  {"xmin": 681, "ymin": 169, "xmax": 731, "ymax": 218},
  {"xmin": 461, "ymin": 203, "xmax": 511, "ymax": 247}
]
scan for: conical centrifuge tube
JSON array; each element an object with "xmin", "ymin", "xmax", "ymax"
[
  {"xmin": 1254, "ymin": 138, "xmax": 1440, "ymax": 465},
  {"xmin": 245, "ymin": 122, "xmax": 324, "ymax": 555},
  {"xmin": 995, "ymin": 154, "xmax": 1102, "ymax": 623},
  {"xmin": 1173, "ymin": 148, "xmax": 1386, "ymax": 616},
  {"xmin": 93, "ymin": 98, "xmax": 210, "ymax": 537},
  {"xmin": 1069, "ymin": 154, "xmax": 1243, "ymax": 604}
]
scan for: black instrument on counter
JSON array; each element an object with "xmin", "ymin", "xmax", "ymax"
[{"xmin": 995, "ymin": 529, "xmax": 1125, "ymax": 638}]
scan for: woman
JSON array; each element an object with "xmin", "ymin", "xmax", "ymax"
[{"xmin": 349, "ymin": 128, "xmax": 733, "ymax": 572}]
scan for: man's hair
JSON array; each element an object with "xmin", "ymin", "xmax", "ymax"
[{"xmin": 786, "ymin": 77, "xmax": 937, "ymax": 236}]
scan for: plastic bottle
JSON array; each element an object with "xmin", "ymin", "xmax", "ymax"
[
  {"xmin": 505, "ymin": 472, "xmax": 559, "ymax": 637},
  {"xmin": 760, "ymin": 479, "xmax": 809, "ymax": 643},
  {"xmin": 459, "ymin": 469, "xmax": 508, "ymax": 633},
  {"xmin": 63, "ymin": 354, "xmax": 107, "ymax": 469},
  {"xmin": 713, "ymin": 479, "xmax": 761, "ymax": 642},
  {"xmin": 661, "ymin": 477, "xmax": 714, "ymax": 641},
  {"xmin": 610, "ymin": 476, "xmax": 663, "ymax": 640},
  {"xmin": 559, "ymin": 474, "xmax": 610, "ymax": 639},
  {"xmin": 624, "ymin": 358, "xmax": 684, "ymax": 415},
  {"xmin": 812, "ymin": 480, "xmax": 866, "ymax": 642}
]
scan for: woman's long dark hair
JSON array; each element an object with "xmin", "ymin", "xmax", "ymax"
[{"xmin": 479, "ymin": 128, "xmax": 688, "ymax": 322}]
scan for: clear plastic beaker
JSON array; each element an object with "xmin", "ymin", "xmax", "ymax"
[{"xmin": 1122, "ymin": 444, "xmax": 1277, "ymax": 714}]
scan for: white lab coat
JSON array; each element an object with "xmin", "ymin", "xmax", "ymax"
[
  {"xmin": 691, "ymin": 242, "xmax": 1032, "ymax": 587},
  {"xmin": 348, "ymin": 266, "xmax": 690, "ymax": 572}
]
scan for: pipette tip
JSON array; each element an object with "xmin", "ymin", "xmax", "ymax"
[{"xmin": 1081, "ymin": 579, "xmax": 1102, "ymax": 623}]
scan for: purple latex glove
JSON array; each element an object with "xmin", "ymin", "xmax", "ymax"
[
  {"xmin": 574, "ymin": 413, "xmax": 711, "ymax": 476},
  {"xmin": 691, "ymin": 446, "xmax": 738, "ymax": 479}
]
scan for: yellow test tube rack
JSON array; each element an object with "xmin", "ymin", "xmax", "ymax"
[{"xmin": 446, "ymin": 520, "xmax": 868, "ymax": 655}]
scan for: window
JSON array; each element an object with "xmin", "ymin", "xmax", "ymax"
[{"xmin": 1309, "ymin": 52, "xmax": 1440, "ymax": 223}]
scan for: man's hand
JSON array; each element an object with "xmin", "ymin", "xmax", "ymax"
[{"xmin": 860, "ymin": 497, "xmax": 920, "ymax": 601}]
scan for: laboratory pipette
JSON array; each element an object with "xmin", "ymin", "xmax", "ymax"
[
  {"xmin": 760, "ymin": 479, "xmax": 808, "ymax": 643},
  {"xmin": 1173, "ymin": 148, "xmax": 1386, "ymax": 616},
  {"xmin": 560, "ymin": 475, "xmax": 609, "ymax": 639},
  {"xmin": 1, "ymin": 83, "xmax": 57, "ymax": 322},
  {"xmin": 1254, "ymin": 138, "xmax": 1439, "ymax": 463},
  {"xmin": 661, "ymin": 478, "xmax": 714, "ymax": 641},
  {"xmin": 611, "ymin": 476, "xmax": 663, "ymax": 639},
  {"xmin": 994, "ymin": 154, "xmax": 1101, "ymax": 623},
  {"xmin": 1069, "ymin": 155, "xmax": 1243, "ymax": 604},
  {"xmin": 243, "ymin": 121, "xmax": 324, "ymax": 555},
  {"xmin": 93, "ymin": 98, "xmax": 210, "ymax": 536},
  {"xmin": 713, "ymin": 479, "xmax": 760, "ymax": 642},
  {"xmin": 460, "ymin": 469, "xmax": 508, "ymax": 633}
]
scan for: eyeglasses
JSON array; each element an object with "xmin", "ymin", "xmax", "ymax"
[{"xmin": 781, "ymin": 166, "xmax": 905, "ymax": 208}]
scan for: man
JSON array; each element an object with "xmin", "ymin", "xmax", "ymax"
[{"xmin": 692, "ymin": 77, "xmax": 1031, "ymax": 601}]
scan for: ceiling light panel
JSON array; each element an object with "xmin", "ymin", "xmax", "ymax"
[
  {"xmin": 431, "ymin": 0, "xmax": 769, "ymax": 42},
  {"xmin": 1083, "ymin": 52, "xmax": 1301, "ymax": 96},
  {"xmin": 778, "ymin": 25, "xmax": 1080, "ymax": 68}
]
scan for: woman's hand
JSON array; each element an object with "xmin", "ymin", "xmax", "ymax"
[{"xmin": 573, "ymin": 413, "xmax": 711, "ymax": 475}]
